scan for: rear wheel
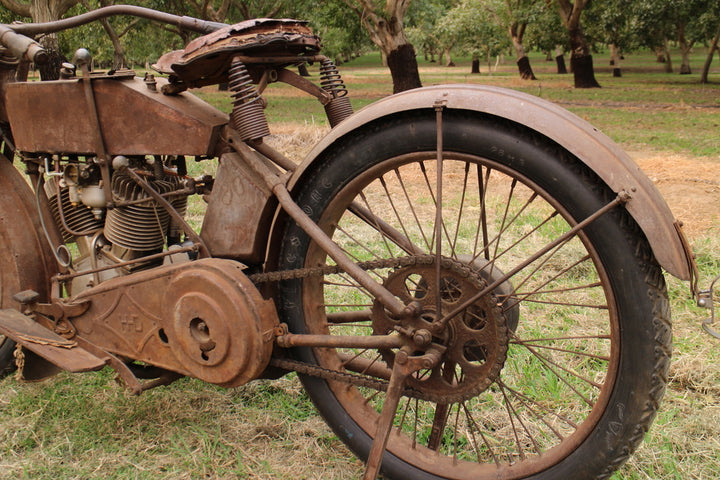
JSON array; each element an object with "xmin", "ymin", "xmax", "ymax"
[{"xmin": 278, "ymin": 111, "xmax": 671, "ymax": 479}]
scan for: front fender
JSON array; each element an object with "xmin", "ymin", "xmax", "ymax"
[{"xmin": 285, "ymin": 84, "xmax": 692, "ymax": 280}]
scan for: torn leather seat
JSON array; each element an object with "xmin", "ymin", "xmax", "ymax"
[{"xmin": 153, "ymin": 18, "xmax": 321, "ymax": 90}]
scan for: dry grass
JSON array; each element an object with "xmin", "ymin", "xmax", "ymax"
[
  {"xmin": 2, "ymin": 107, "xmax": 720, "ymax": 478},
  {"xmin": 256, "ymin": 126, "xmax": 720, "ymax": 480}
]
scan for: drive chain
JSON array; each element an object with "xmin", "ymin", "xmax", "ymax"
[
  {"xmin": 269, "ymin": 356, "xmax": 434, "ymax": 402},
  {"xmin": 255, "ymin": 255, "xmax": 430, "ymax": 397},
  {"xmin": 255, "ymin": 254, "xmax": 487, "ymax": 402},
  {"xmin": 248, "ymin": 254, "xmax": 433, "ymax": 284}
]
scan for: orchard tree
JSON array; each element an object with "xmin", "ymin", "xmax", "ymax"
[
  {"xmin": 342, "ymin": 0, "xmax": 422, "ymax": 93},
  {"xmin": 547, "ymin": 0, "xmax": 600, "ymax": 88},
  {"xmin": 632, "ymin": 1, "xmax": 674, "ymax": 72},
  {"xmin": 585, "ymin": 0, "xmax": 639, "ymax": 77},
  {"xmin": 481, "ymin": 0, "xmax": 544, "ymax": 80},
  {"xmin": 526, "ymin": 4, "xmax": 568, "ymax": 73},
  {"xmin": 435, "ymin": 0, "xmax": 508, "ymax": 74},
  {"xmin": 431, "ymin": 2, "xmax": 465, "ymax": 67},
  {"xmin": 310, "ymin": 0, "xmax": 372, "ymax": 64},
  {"xmin": 698, "ymin": 3, "xmax": 720, "ymax": 82},
  {"xmin": 668, "ymin": 0, "xmax": 711, "ymax": 74},
  {"xmin": 405, "ymin": 0, "xmax": 452, "ymax": 63}
]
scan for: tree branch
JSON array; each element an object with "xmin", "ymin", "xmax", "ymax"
[{"xmin": 0, "ymin": 0, "xmax": 30, "ymax": 17}]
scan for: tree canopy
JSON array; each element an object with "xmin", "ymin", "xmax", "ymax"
[{"xmin": 1, "ymin": 0, "xmax": 719, "ymax": 87}]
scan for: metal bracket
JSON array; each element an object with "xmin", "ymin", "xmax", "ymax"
[{"xmin": 698, "ymin": 273, "xmax": 720, "ymax": 339}]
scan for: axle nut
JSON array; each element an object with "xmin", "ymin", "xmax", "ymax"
[{"xmin": 413, "ymin": 329, "xmax": 432, "ymax": 348}]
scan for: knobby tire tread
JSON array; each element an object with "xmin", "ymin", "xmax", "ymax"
[{"xmin": 278, "ymin": 110, "xmax": 672, "ymax": 480}]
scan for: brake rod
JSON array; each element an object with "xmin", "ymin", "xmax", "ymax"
[{"xmin": 275, "ymin": 333, "xmax": 404, "ymax": 349}]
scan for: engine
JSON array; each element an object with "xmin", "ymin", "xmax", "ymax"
[{"xmin": 45, "ymin": 154, "xmax": 198, "ymax": 294}]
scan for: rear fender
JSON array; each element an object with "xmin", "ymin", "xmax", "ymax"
[{"xmin": 276, "ymin": 84, "xmax": 692, "ymax": 280}]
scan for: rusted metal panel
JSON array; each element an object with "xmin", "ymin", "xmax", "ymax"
[
  {"xmin": 200, "ymin": 152, "xmax": 276, "ymax": 263},
  {"xmin": 0, "ymin": 308, "xmax": 106, "ymax": 372},
  {"xmin": 289, "ymin": 84, "xmax": 694, "ymax": 281},
  {"xmin": 5, "ymin": 75, "xmax": 228, "ymax": 155},
  {"xmin": 70, "ymin": 258, "xmax": 278, "ymax": 387}
]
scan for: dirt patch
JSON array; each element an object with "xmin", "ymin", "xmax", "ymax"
[
  {"xmin": 266, "ymin": 123, "xmax": 720, "ymax": 240},
  {"xmin": 630, "ymin": 151, "xmax": 720, "ymax": 239}
]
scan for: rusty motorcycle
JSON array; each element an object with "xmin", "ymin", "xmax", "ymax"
[{"xmin": 0, "ymin": 6, "xmax": 698, "ymax": 480}]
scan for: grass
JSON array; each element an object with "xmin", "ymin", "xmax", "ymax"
[{"xmin": 2, "ymin": 47, "xmax": 720, "ymax": 479}]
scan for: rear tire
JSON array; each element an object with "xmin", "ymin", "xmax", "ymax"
[
  {"xmin": 0, "ymin": 336, "xmax": 15, "ymax": 377},
  {"xmin": 278, "ymin": 111, "xmax": 671, "ymax": 479}
]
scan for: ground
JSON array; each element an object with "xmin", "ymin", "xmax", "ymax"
[{"xmin": 633, "ymin": 151, "xmax": 720, "ymax": 238}]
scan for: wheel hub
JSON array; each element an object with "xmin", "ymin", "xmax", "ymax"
[{"xmin": 372, "ymin": 256, "xmax": 510, "ymax": 403}]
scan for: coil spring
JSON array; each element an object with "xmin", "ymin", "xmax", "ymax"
[
  {"xmin": 228, "ymin": 57, "xmax": 269, "ymax": 140},
  {"xmin": 319, "ymin": 59, "xmax": 353, "ymax": 127},
  {"xmin": 319, "ymin": 59, "xmax": 348, "ymax": 98}
]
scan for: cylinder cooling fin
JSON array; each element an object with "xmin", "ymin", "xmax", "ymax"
[
  {"xmin": 104, "ymin": 172, "xmax": 187, "ymax": 252},
  {"xmin": 48, "ymin": 186, "xmax": 104, "ymax": 242}
]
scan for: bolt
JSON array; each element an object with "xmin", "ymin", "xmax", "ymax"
[
  {"xmin": 413, "ymin": 329, "xmax": 433, "ymax": 348},
  {"xmin": 402, "ymin": 301, "xmax": 421, "ymax": 317},
  {"xmin": 395, "ymin": 350, "xmax": 409, "ymax": 365}
]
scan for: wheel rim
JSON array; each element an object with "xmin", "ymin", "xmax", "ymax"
[{"xmin": 301, "ymin": 152, "xmax": 620, "ymax": 479}]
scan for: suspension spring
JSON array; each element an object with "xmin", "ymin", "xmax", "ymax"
[
  {"xmin": 228, "ymin": 57, "xmax": 270, "ymax": 141},
  {"xmin": 319, "ymin": 58, "xmax": 354, "ymax": 127}
]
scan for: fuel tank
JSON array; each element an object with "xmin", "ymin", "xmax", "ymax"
[{"xmin": 4, "ymin": 72, "xmax": 228, "ymax": 156}]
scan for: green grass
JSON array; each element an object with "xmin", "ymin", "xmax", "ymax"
[
  {"xmin": 2, "ymin": 47, "xmax": 720, "ymax": 479},
  {"xmin": 196, "ymin": 47, "xmax": 719, "ymax": 158}
]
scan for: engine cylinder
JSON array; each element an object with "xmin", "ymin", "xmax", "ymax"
[
  {"xmin": 104, "ymin": 173, "xmax": 183, "ymax": 251},
  {"xmin": 48, "ymin": 186, "xmax": 104, "ymax": 242}
]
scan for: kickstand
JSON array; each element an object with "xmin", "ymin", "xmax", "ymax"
[
  {"xmin": 363, "ymin": 346, "xmax": 443, "ymax": 480},
  {"xmin": 698, "ymin": 273, "xmax": 720, "ymax": 339}
]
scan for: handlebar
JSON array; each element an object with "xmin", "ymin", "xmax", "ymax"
[{"xmin": 0, "ymin": 25, "xmax": 47, "ymax": 64}]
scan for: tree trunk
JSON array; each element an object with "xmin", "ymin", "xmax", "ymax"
[
  {"xmin": 662, "ymin": 39, "xmax": 673, "ymax": 73},
  {"xmin": 471, "ymin": 55, "xmax": 480, "ymax": 74},
  {"xmin": 510, "ymin": 22, "xmax": 536, "ymax": 80},
  {"xmin": 517, "ymin": 56, "xmax": 536, "ymax": 80},
  {"xmin": 553, "ymin": 0, "xmax": 600, "ymax": 88},
  {"xmin": 678, "ymin": 24, "xmax": 693, "ymax": 75},
  {"xmin": 610, "ymin": 43, "xmax": 621, "ymax": 77},
  {"xmin": 655, "ymin": 47, "xmax": 666, "ymax": 63},
  {"xmin": 443, "ymin": 48, "xmax": 454, "ymax": 67},
  {"xmin": 99, "ymin": 19, "xmax": 126, "ymax": 69},
  {"xmin": 387, "ymin": 43, "xmax": 422, "ymax": 93},
  {"xmin": 30, "ymin": 1, "xmax": 79, "ymax": 79},
  {"xmin": 568, "ymin": 27, "xmax": 600, "ymax": 87},
  {"xmin": 555, "ymin": 46, "xmax": 567, "ymax": 74},
  {"xmin": 700, "ymin": 23, "xmax": 720, "ymax": 84},
  {"xmin": 571, "ymin": 54, "xmax": 600, "ymax": 88},
  {"xmin": 349, "ymin": 0, "xmax": 421, "ymax": 93}
]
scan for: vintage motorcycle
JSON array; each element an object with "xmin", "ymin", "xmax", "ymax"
[{"xmin": 0, "ymin": 6, "xmax": 698, "ymax": 480}]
